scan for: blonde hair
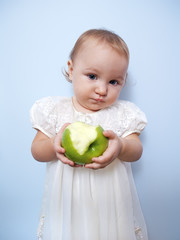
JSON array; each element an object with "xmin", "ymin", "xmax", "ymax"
[{"xmin": 64, "ymin": 29, "xmax": 129, "ymax": 81}]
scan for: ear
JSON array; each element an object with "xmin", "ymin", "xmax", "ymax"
[{"xmin": 67, "ymin": 60, "xmax": 73, "ymax": 81}]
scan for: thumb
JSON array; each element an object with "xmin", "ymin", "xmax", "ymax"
[
  {"xmin": 61, "ymin": 122, "xmax": 71, "ymax": 132},
  {"xmin": 54, "ymin": 122, "xmax": 71, "ymax": 152},
  {"xmin": 103, "ymin": 130, "xmax": 116, "ymax": 140}
]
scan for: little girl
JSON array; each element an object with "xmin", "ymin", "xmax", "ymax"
[{"xmin": 30, "ymin": 29, "xmax": 148, "ymax": 240}]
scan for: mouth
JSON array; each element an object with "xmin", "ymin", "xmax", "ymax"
[{"xmin": 94, "ymin": 98, "xmax": 104, "ymax": 102}]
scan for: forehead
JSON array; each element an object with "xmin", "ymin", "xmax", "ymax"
[
  {"xmin": 74, "ymin": 38, "xmax": 127, "ymax": 62},
  {"xmin": 73, "ymin": 39, "xmax": 128, "ymax": 77}
]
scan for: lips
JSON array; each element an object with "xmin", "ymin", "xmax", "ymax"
[
  {"xmin": 95, "ymin": 98, "xmax": 103, "ymax": 102},
  {"xmin": 90, "ymin": 97, "xmax": 104, "ymax": 104},
  {"xmin": 93, "ymin": 96, "xmax": 104, "ymax": 102}
]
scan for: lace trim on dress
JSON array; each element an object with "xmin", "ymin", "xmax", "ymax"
[
  {"xmin": 135, "ymin": 226, "xmax": 144, "ymax": 240},
  {"xmin": 37, "ymin": 215, "xmax": 45, "ymax": 240}
]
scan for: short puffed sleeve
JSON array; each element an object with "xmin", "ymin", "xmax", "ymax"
[
  {"xmin": 119, "ymin": 101, "xmax": 147, "ymax": 138},
  {"xmin": 30, "ymin": 97, "xmax": 58, "ymax": 138}
]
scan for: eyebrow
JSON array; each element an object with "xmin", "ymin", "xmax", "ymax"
[
  {"xmin": 110, "ymin": 74, "xmax": 125, "ymax": 81},
  {"xmin": 116, "ymin": 76, "xmax": 125, "ymax": 80},
  {"xmin": 84, "ymin": 67, "xmax": 100, "ymax": 73}
]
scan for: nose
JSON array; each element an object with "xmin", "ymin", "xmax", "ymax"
[{"xmin": 95, "ymin": 81, "xmax": 107, "ymax": 96}]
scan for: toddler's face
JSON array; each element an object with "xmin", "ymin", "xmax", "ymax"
[{"xmin": 68, "ymin": 39, "xmax": 128, "ymax": 113}]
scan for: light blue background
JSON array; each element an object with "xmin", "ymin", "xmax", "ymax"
[{"xmin": 0, "ymin": 0, "xmax": 179, "ymax": 239}]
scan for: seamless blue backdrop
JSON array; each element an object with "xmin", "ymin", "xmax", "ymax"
[{"xmin": 0, "ymin": 0, "xmax": 179, "ymax": 239}]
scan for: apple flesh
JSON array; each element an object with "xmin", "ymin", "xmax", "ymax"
[{"xmin": 61, "ymin": 121, "xmax": 108, "ymax": 165}]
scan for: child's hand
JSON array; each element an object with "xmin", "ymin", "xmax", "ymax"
[
  {"xmin": 85, "ymin": 130, "xmax": 122, "ymax": 170},
  {"xmin": 53, "ymin": 123, "xmax": 82, "ymax": 167}
]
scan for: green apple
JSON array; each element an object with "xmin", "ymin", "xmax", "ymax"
[{"xmin": 61, "ymin": 121, "xmax": 108, "ymax": 165}]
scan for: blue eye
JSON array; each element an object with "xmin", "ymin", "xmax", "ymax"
[
  {"xmin": 88, "ymin": 74, "xmax": 96, "ymax": 80},
  {"xmin": 109, "ymin": 80, "xmax": 118, "ymax": 85}
]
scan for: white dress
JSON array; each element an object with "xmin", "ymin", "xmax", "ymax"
[{"xmin": 30, "ymin": 96, "xmax": 148, "ymax": 240}]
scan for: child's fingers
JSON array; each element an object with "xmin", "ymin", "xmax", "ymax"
[
  {"xmin": 56, "ymin": 152, "xmax": 75, "ymax": 166},
  {"xmin": 54, "ymin": 123, "xmax": 71, "ymax": 152},
  {"xmin": 92, "ymin": 149, "xmax": 114, "ymax": 164},
  {"xmin": 85, "ymin": 155, "xmax": 111, "ymax": 169},
  {"xmin": 85, "ymin": 162, "xmax": 104, "ymax": 170},
  {"xmin": 103, "ymin": 130, "xmax": 116, "ymax": 139},
  {"xmin": 54, "ymin": 144, "xmax": 65, "ymax": 154},
  {"xmin": 86, "ymin": 131, "xmax": 121, "ymax": 170},
  {"xmin": 56, "ymin": 151, "xmax": 82, "ymax": 168},
  {"xmin": 55, "ymin": 123, "xmax": 70, "ymax": 143},
  {"xmin": 61, "ymin": 122, "xmax": 71, "ymax": 131}
]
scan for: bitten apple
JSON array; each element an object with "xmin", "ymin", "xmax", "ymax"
[{"xmin": 61, "ymin": 121, "xmax": 108, "ymax": 165}]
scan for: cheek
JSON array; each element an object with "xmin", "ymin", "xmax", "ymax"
[
  {"xmin": 73, "ymin": 84, "xmax": 81, "ymax": 96},
  {"xmin": 74, "ymin": 79, "xmax": 91, "ymax": 92},
  {"xmin": 110, "ymin": 86, "xmax": 122, "ymax": 98},
  {"xmin": 73, "ymin": 83, "xmax": 87, "ymax": 99},
  {"xmin": 107, "ymin": 88, "xmax": 122, "ymax": 104}
]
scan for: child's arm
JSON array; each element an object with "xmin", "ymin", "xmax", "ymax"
[
  {"xmin": 85, "ymin": 131, "xmax": 143, "ymax": 169},
  {"xmin": 31, "ymin": 131, "xmax": 56, "ymax": 162}
]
